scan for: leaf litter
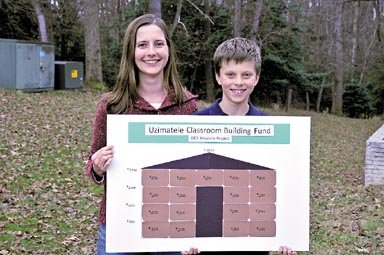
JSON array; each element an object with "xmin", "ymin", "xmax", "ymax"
[{"xmin": 0, "ymin": 88, "xmax": 383, "ymax": 254}]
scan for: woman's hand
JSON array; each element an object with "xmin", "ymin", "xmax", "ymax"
[{"xmin": 91, "ymin": 145, "xmax": 114, "ymax": 177}]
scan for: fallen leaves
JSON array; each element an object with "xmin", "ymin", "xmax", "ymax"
[
  {"xmin": 308, "ymin": 111, "xmax": 384, "ymax": 254},
  {"xmin": 0, "ymin": 89, "xmax": 100, "ymax": 254},
  {"xmin": 1, "ymin": 88, "xmax": 384, "ymax": 254}
]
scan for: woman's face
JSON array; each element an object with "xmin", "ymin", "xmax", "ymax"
[{"xmin": 134, "ymin": 24, "xmax": 169, "ymax": 79}]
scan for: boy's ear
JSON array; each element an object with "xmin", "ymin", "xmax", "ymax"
[
  {"xmin": 215, "ymin": 73, "xmax": 222, "ymax": 86},
  {"xmin": 254, "ymin": 75, "xmax": 260, "ymax": 87}
]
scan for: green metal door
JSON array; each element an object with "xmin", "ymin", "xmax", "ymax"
[
  {"xmin": 39, "ymin": 44, "xmax": 54, "ymax": 89},
  {"xmin": 15, "ymin": 43, "xmax": 39, "ymax": 90}
]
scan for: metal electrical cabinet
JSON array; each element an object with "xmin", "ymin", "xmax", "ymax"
[
  {"xmin": 54, "ymin": 61, "xmax": 83, "ymax": 89},
  {"xmin": 0, "ymin": 38, "xmax": 55, "ymax": 91}
]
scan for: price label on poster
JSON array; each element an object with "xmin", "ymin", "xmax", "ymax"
[{"xmin": 106, "ymin": 115, "xmax": 310, "ymax": 253}]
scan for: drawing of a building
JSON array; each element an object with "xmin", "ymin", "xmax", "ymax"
[{"xmin": 141, "ymin": 152, "xmax": 276, "ymax": 238}]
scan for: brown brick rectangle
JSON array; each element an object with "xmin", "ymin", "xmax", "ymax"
[
  {"xmin": 170, "ymin": 169, "xmax": 196, "ymax": 186},
  {"xmin": 142, "ymin": 187, "xmax": 169, "ymax": 203},
  {"xmin": 170, "ymin": 204, "xmax": 196, "ymax": 220},
  {"xmin": 142, "ymin": 169, "xmax": 169, "ymax": 186},
  {"xmin": 142, "ymin": 221, "xmax": 169, "ymax": 238}
]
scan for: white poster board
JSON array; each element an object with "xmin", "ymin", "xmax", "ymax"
[{"xmin": 106, "ymin": 115, "xmax": 310, "ymax": 253}]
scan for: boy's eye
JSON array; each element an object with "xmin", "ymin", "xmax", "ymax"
[
  {"xmin": 225, "ymin": 72, "xmax": 235, "ymax": 78},
  {"xmin": 242, "ymin": 73, "xmax": 252, "ymax": 79}
]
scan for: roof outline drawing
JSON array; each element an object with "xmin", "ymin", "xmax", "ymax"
[{"xmin": 142, "ymin": 152, "xmax": 273, "ymax": 170}]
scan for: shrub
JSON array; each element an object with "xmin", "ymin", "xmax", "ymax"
[{"xmin": 343, "ymin": 83, "xmax": 373, "ymax": 118}]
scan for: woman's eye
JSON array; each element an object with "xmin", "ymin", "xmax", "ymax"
[
  {"xmin": 155, "ymin": 41, "xmax": 165, "ymax": 47},
  {"xmin": 137, "ymin": 42, "xmax": 147, "ymax": 48},
  {"xmin": 226, "ymin": 73, "xmax": 235, "ymax": 78},
  {"xmin": 243, "ymin": 73, "xmax": 252, "ymax": 79}
]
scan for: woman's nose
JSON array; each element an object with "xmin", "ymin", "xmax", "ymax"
[{"xmin": 147, "ymin": 44, "xmax": 156, "ymax": 55}]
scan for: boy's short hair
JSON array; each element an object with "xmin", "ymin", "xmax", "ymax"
[{"xmin": 213, "ymin": 37, "xmax": 261, "ymax": 76}]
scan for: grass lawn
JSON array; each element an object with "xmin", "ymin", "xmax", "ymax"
[{"xmin": 0, "ymin": 88, "xmax": 383, "ymax": 254}]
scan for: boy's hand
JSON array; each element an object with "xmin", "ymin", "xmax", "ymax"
[
  {"xmin": 279, "ymin": 245, "xmax": 297, "ymax": 255},
  {"xmin": 181, "ymin": 247, "xmax": 199, "ymax": 255}
]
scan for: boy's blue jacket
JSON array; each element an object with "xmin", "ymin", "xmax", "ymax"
[{"xmin": 194, "ymin": 99, "xmax": 267, "ymax": 116}]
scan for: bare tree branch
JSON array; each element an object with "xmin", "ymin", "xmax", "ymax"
[
  {"xmin": 185, "ymin": 0, "xmax": 214, "ymax": 25},
  {"xmin": 171, "ymin": 0, "xmax": 188, "ymax": 37}
]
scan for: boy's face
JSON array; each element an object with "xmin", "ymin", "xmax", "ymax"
[{"xmin": 216, "ymin": 59, "xmax": 259, "ymax": 106}]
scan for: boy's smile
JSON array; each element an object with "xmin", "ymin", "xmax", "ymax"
[{"xmin": 216, "ymin": 59, "xmax": 259, "ymax": 113}]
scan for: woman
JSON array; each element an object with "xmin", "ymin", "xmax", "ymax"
[{"xmin": 85, "ymin": 14, "xmax": 198, "ymax": 255}]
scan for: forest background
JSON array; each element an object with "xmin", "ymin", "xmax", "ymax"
[
  {"xmin": 1, "ymin": 1, "xmax": 384, "ymax": 254},
  {"xmin": 1, "ymin": 0, "xmax": 383, "ymax": 118}
]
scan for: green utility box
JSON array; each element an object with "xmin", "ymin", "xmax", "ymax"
[
  {"xmin": 54, "ymin": 61, "xmax": 84, "ymax": 90},
  {"xmin": 0, "ymin": 38, "xmax": 55, "ymax": 91}
]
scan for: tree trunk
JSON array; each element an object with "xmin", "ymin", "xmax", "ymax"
[
  {"xmin": 374, "ymin": 0, "xmax": 381, "ymax": 42},
  {"xmin": 115, "ymin": 0, "xmax": 124, "ymax": 45},
  {"xmin": 359, "ymin": 1, "xmax": 379, "ymax": 84},
  {"xmin": 331, "ymin": 1, "xmax": 344, "ymax": 115},
  {"xmin": 204, "ymin": 0, "xmax": 215, "ymax": 102},
  {"xmin": 359, "ymin": 29, "xmax": 376, "ymax": 84},
  {"xmin": 305, "ymin": 91, "xmax": 310, "ymax": 111},
  {"xmin": 149, "ymin": 0, "xmax": 161, "ymax": 18},
  {"xmin": 285, "ymin": 87, "xmax": 292, "ymax": 112},
  {"xmin": 82, "ymin": 0, "xmax": 103, "ymax": 84},
  {"xmin": 350, "ymin": 0, "xmax": 359, "ymax": 78},
  {"xmin": 316, "ymin": 77, "xmax": 325, "ymax": 113},
  {"xmin": 31, "ymin": 0, "xmax": 48, "ymax": 42},
  {"xmin": 234, "ymin": 0, "xmax": 242, "ymax": 37},
  {"xmin": 250, "ymin": 0, "xmax": 263, "ymax": 40},
  {"xmin": 170, "ymin": 0, "xmax": 183, "ymax": 37}
]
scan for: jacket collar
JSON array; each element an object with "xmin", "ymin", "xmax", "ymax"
[
  {"xmin": 209, "ymin": 98, "xmax": 266, "ymax": 116},
  {"xmin": 134, "ymin": 87, "xmax": 197, "ymax": 111}
]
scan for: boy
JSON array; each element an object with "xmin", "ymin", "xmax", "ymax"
[
  {"xmin": 195, "ymin": 37, "xmax": 266, "ymax": 117},
  {"xmin": 195, "ymin": 38, "xmax": 296, "ymax": 255}
]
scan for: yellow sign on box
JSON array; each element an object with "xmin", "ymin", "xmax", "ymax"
[{"xmin": 71, "ymin": 69, "xmax": 78, "ymax": 78}]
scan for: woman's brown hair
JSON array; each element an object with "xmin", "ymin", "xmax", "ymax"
[{"xmin": 107, "ymin": 14, "xmax": 186, "ymax": 114}]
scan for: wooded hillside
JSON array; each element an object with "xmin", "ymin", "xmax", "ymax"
[{"xmin": 0, "ymin": 0, "xmax": 383, "ymax": 117}]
